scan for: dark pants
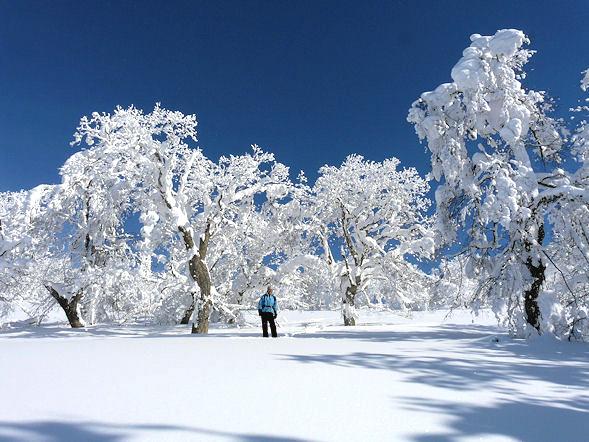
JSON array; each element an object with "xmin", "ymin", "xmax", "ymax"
[{"xmin": 261, "ymin": 312, "xmax": 277, "ymax": 337}]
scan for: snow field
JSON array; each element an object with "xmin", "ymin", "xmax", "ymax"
[{"xmin": 0, "ymin": 310, "xmax": 587, "ymax": 441}]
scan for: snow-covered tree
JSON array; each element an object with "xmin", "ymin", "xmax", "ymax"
[
  {"xmin": 0, "ymin": 188, "xmax": 56, "ymax": 322},
  {"xmin": 541, "ymin": 204, "xmax": 589, "ymax": 339},
  {"xmin": 208, "ymin": 207, "xmax": 287, "ymax": 323},
  {"xmin": 276, "ymin": 255, "xmax": 338, "ymax": 310},
  {"xmin": 408, "ymin": 29, "xmax": 589, "ymax": 337},
  {"xmin": 71, "ymin": 105, "xmax": 212, "ymax": 331},
  {"xmin": 430, "ymin": 256, "xmax": 481, "ymax": 310},
  {"xmin": 303, "ymin": 155, "xmax": 434, "ymax": 325},
  {"xmin": 536, "ymin": 70, "xmax": 589, "ymax": 339},
  {"xmin": 0, "ymin": 149, "xmax": 141, "ymax": 328},
  {"xmin": 48, "ymin": 148, "xmax": 143, "ymax": 327},
  {"xmin": 72, "ymin": 105, "xmax": 293, "ymax": 333}
]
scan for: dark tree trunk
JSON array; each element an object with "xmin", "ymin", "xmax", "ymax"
[
  {"xmin": 523, "ymin": 225, "xmax": 546, "ymax": 333},
  {"xmin": 343, "ymin": 278, "xmax": 360, "ymax": 326},
  {"xmin": 179, "ymin": 224, "xmax": 213, "ymax": 334},
  {"xmin": 180, "ymin": 292, "xmax": 196, "ymax": 325},
  {"xmin": 191, "ymin": 256, "xmax": 213, "ymax": 334},
  {"xmin": 340, "ymin": 208, "xmax": 362, "ymax": 327},
  {"xmin": 524, "ymin": 257, "xmax": 546, "ymax": 332},
  {"xmin": 46, "ymin": 286, "xmax": 84, "ymax": 328}
]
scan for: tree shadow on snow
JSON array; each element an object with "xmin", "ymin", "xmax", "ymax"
[
  {"xmin": 282, "ymin": 331, "xmax": 589, "ymax": 390},
  {"xmin": 0, "ymin": 420, "xmax": 311, "ymax": 442},
  {"xmin": 281, "ymin": 327, "xmax": 589, "ymax": 441},
  {"xmin": 286, "ymin": 324, "xmax": 501, "ymax": 342},
  {"xmin": 400, "ymin": 397, "xmax": 589, "ymax": 441},
  {"xmin": 0, "ymin": 322, "xmax": 270, "ymax": 339},
  {"xmin": 283, "ymin": 349, "xmax": 589, "ymax": 391},
  {"xmin": 0, "ymin": 322, "xmax": 497, "ymax": 341}
]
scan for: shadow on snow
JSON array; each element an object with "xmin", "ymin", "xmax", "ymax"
[
  {"xmin": 278, "ymin": 327, "xmax": 589, "ymax": 442},
  {"xmin": 1, "ymin": 322, "xmax": 587, "ymax": 441},
  {"xmin": 401, "ymin": 399, "xmax": 589, "ymax": 441},
  {"xmin": 0, "ymin": 321, "xmax": 502, "ymax": 341},
  {"xmin": 0, "ymin": 420, "xmax": 311, "ymax": 442}
]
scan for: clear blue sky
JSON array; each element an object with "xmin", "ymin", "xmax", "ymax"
[{"xmin": 1, "ymin": 0, "xmax": 588, "ymax": 191}]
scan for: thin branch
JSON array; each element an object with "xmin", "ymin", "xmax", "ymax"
[{"xmin": 542, "ymin": 250, "xmax": 576, "ymax": 303}]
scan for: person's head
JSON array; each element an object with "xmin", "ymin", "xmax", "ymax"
[{"xmin": 267, "ymin": 285, "xmax": 273, "ymax": 295}]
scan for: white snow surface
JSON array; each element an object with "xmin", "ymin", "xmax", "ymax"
[{"xmin": 0, "ymin": 310, "xmax": 587, "ymax": 442}]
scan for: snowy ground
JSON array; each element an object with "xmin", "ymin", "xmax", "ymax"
[{"xmin": 0, "ymin": 309, "xmax": 588, "ymax": 442}]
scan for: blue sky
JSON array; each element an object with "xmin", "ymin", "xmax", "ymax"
[{"xmin": 1, "ymin": 0, "xmax": 588, "ymax": 192}]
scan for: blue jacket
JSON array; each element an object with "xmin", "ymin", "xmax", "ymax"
[{"xmin": 258, "ymin": 294, "xmax": 278, "ymax": 316}]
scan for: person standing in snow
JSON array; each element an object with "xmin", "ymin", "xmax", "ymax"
[{"xmin": 258, "ymin": 286, "xmax": 278, "ymax": 337}]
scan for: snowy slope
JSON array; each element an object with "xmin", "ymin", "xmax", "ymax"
[{"xmin": 0, "ymin": 310, "xmax": 587, "ymax": 441}]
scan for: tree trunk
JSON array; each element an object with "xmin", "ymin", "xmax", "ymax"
[
  {"xmin": 180, "ymin": 292, "xmax": 196, "ymax": 325},
  {"xmin": 178, "ymin": 223, "xmax": 213, "ymax": 334},
  {"xmin": 343, "ymin": 283, "xmax": 358, "ymax": 326},
  {"xmin": 46, "ymin": 286, "xmax": 84, "ymax": 328},
  {"xmin": 523, "ymin": 225, "xmax": 546, "ymax": 333},
  {"xmin": 524, "ymin": 256, "xmax": 545, "ymax": 332},
  {"xmin": 339, "ymin": 209, "xmax": 362, "ymax": 327},
  {"xmin": 192, "ymin": 298, "xmax": 213, "ymax": 334},
  {"xmin": 189, "ymin": 254, "xmax": 213, "ymax": 334}
]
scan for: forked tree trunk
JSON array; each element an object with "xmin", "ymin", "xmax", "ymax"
[
  {"xmin": 179, "ymin": 223, "xmax": 213, "ymax": 334},
  {"xmin": 46, "ymin": 286, "xmax": 84, "ymax": 328},
  {"xmin": 523, "ymin": 224, "xmax": 546, "ymax": 333}
]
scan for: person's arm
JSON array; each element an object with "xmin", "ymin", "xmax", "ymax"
[
  {"xmin": 257, "ymin": 297, "xmax": 262, "ymax": 316},
  {"xmin": 273, "ymin": 296, "xmax": 278, "ymax": 318}
]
